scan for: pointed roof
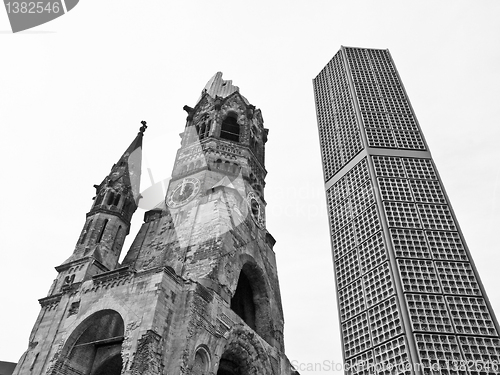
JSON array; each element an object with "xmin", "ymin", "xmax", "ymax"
[
  {"xmin": 98, "ymin": 122, "xmax": 146, "ymax": 204},
  {"xmin": 196, "ymin": 72, "xmax": 250, "ymax": 105}
]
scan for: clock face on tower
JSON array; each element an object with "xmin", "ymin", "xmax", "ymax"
[
  {"xmin": 166, "ymin": 177, "xmax": 201, "ymax": 208},
  {"xmin": 247, "ymin": 192, "xmax": 265, "ymax": 229}
]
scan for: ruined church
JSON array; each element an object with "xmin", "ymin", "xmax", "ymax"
[{"xmin": 13, "ymin": 73, "xmax": 297, "ymax": 375}]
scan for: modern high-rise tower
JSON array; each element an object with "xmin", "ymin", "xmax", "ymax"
[
  {"xmin": 314, "ymin": 47, "xmax": 500, "ymax": 375},
  {"xmin": 14, "ymin": 73, "xmax": 297, "ymax": 375}
]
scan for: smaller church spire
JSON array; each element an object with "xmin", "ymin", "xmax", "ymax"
[
  {"xmin": 58, "ymin": 122, "xmax": 148, "ymax": 279},
  {"xmin": 71, "ymin": 122, "xmax": 147, "ymax": 267},
  {"xmin": 103, "ymin": 120, "xmax": 146, "ymax": 205}
]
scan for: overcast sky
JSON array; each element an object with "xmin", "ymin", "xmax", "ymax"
[{"xmin": 1, "ymin": 1, "xmax": 500, "ymax": 374}]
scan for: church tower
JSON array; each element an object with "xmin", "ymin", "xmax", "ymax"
[{"xmin": 14, "ymin": 73, "xmax": 297, "ymax": 375}]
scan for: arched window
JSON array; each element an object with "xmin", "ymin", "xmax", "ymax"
[
  {"xmin": 113, "ymin": 194, "xmax": 121, "ymax": 206},
  {"xmin": 106, "ymin": 192, "xmax": 115, "ymax": 206},
  {"xmin": 112, "ymin": 226, "xmax": 123, "ymax": 254},
  {"xmin": 230, "ymin": 271, "xmax": 256, "ymax": 331},
  {"xmin": 217, "ymin": 358, "xmax": 240, "ymax": 375},
  {"xmin": 97, "ymin": 219, "xmax": 108, "ymax": 243},
  {"xmin": 80, "ymin": 219, "xmax": 93, "ymax": 244},
  {"xmin": 57, "ymin": 310, "xmax": 124, "ymax": 375},
  {"xmin": 229, "ymin": 263, "xmax": 274, "ymax": 345},
  {"xmin": 199, "ymin": 123, "xmax": 206, "ymax": 140},
  {"xmin": 193, "ymin": 347, "xmax": 210, "ymax": 375},
  {"xmin": 220, "ymin": 113, "xmax": 240, "ymax": 142}
]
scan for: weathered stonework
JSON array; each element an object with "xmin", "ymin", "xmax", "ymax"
[{"xmin": 14, "ymin": 73, "xmax": 298, "ymax": 375}]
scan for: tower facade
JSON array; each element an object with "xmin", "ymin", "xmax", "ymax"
[
  {"xmin": 314, "ymin": 47, "xmax": 500, "ymax": 375},
  {"xmin": 14, "ymin": 73, "xmax": 296, "ymax": 375}
]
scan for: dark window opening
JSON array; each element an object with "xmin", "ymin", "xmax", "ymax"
[
  {"xmin": 106, "ymin": 192, "xmax": 115, "ymax": 206},
  {"xmin": 251, "ymin": 200, "xmax": 259, "ymax": 217},
  {"xmin": 193, "ymin": 348, "xmax": 210, "ymax": 375},
  {"xmin": 199, "ymin": 123, "xmax": 206, "ymax": 140},
  {"xmin": 230, "ymin": 272, "xmax": 256, "ymax": 330},
  {"xmin": 112, "ymin": 226, "xmax": 123, "ymax": 254},
  {"xmin": 80, "ymin": 219, "xmax": 93, "ymax": 244},
  {"xmin": 92, "ymin": 354, "xmax": 122, "ymax": 375},
  {"xmin": 97, "ymin": 220, "xmax": 108, "ymax": 243},
  {"xmin": 55, "ymin": 310, "xmax": 124, "ymax": 375},
  {"xmin": 217, "ymin": 359, "xmax": 241, "ymax": 375},
  {"xmin": 113, "ymin": 194, "xmax": 121, "ymax": 206},
  {"xmin": 221, "ymin": 114, "xmax": 240, "ymax": 142}
]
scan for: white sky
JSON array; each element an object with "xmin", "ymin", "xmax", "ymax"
[{"xmin": 1, "ymin": 2, "xmax": 499, "ymax": 374}]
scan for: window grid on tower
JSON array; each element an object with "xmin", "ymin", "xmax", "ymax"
[
  {"xmin": 388, "ymin": 113, "xmax": 419, "ymax": 131},
  {"xmin": 383, "ymin": 202, "xmax": 422, "ymax": 229},
  {"xmin": 414, "ymin": 334, "xmax": 467, "ymax": 375},
  {"xmin": 417, "ymin": 204, "xmax": 457, "ymax": 231},
  {"xmin": 368, "ymin": 296, "xmax": 404, "ymax": 346},
  {"xmin": 329, "ymin": 198, "xmax": 352, "ymax": 233},
  {"xmin": 397, "ymin": 259, "xmax": 441, "ymax": 294},
  {"xmin": 361, "ymin": 111, "xmax": 391, "ymax": 129},
  {"xmin": 436, "ymin": 262, "xmax": 481, "ymax": 296},
  {"xmin": 446, "ymin": 296, "xmax": 498, "ymax": 336},
  {"xmin": 364, "ymin": 262, "xmax": 395, "ymax": 309},
  {"xmin": 344, "ymin": 47, "xmax": 427, "ymax": 151},
  {"xmin": 378, "ymin": 177, "xmax": 414, "ymax": 202},
  {"xmin": 390, "ymin": 228, "xmax": 431, "ymax": 259},
  {"xmin": 405, "ymin": 294, "xmax": 454, "ymax": 333},
  {"xmin": 409, "ymin": 179, "xmax": 447, "ymax": 204},
  {"xmin": 339, "ymin": 278, "xmax": 365, "ymax": 322},
  {"xmin": 342, "ymin": 312, "xmax": 371, "ymax": 359},
  {"xmin": 336, "ymin": 248, "xmax": 361, "ymax": 290},
  {"xmin": 351, "ymin": 181, "xmax": 376, "ymax": 218},
  {"xmin": 373, "ymin": 336, "xmax": 412, "ymax": 375},
  {"xmin": 458, "ymin": 336, "xmax": 500, "ymax": 374},
  {"xmin": 425, "ymin": 231, "xmax": 468, "ymax": 262},
  {"xmin": 347, "ymin": 349, "xmax": 375, "ymax": 375},
  {"xmin": 331, "ymin": 223, "xmax": 357, "ymax": 260},
  {"xmin": 358, "ymin": 232, "xmax": 387, "ymax": 275},
  {"xmin": 354, "ymin": 204, "xmax": 381, "ymax": 244},
  {"xmin": 316, "ymin": 47, "xmax": 500, "ymax": 374},
  {"xmin": 314, "ymin": 51, "xmax": 364, "ymax": 181}
]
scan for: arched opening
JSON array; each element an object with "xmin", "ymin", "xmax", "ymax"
[
  {"xmin": 58, "ymin": 310, "xmax": 124, "ymax": 375},
  {"xmin": 229, "ymin": 263, "xmax": 274, "ymax": 346},
  {"xmin": 97, "ymin": 219, "xmax": 108, "ymax": 243},
  {"xmin": 192, "ymin": 346, "xmax": 210, "ymax": 375},
  {"xmin": 230, "ymin": 272, "xmax": 256, "ymax": 331},
  {"xmin": 106, "ymin": 192, "xmax": 115, "ymax": 206},
  {"xmin": 220, "ymin": 113, "xmax": 240, "ymax": 142},
  {"xmin": 216, "ymin": 332, "xmax": 269, "ymax": 375},
  {"xmin": 217, "ymin": 358, "xmax": 241, "ymax": 375},
  {"xmin": 112, "ymin": 226, "xmax": 123, "ymax": 254},
  {"xmin": 199, "ymin": 123, "xmax": 206, "ymax": 140},
  {"xmin": 80, "ymin": 219, "xmax": 93, "ymax": 245}
]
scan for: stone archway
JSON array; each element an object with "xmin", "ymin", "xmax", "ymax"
[
  {"xmin": 55, "ymin": 309, "xmax": 124, "ymax": 375},
  {"xmin": 216, "ymin": 326, "xmax": 274, "ymax": 375},
  {"xmin": 230, "ymin": 261, "xmax": 275, "ymax": 346}
]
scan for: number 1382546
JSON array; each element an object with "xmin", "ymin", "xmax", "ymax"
[{"xmin": 5, "ymin": 2, "xmax": 60, "ymax": 14}]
